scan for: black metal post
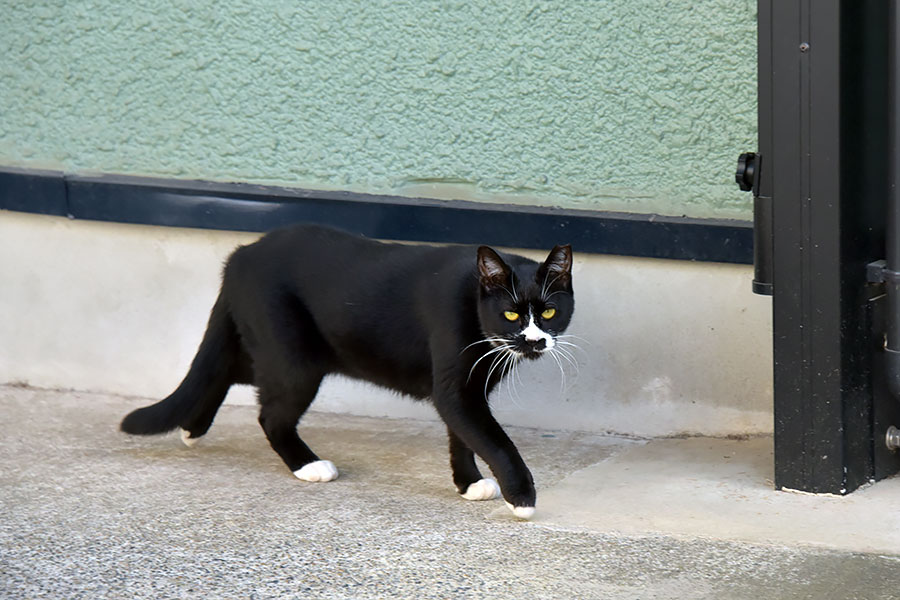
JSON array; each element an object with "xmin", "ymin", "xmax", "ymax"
[
  {"xmin": 765, "ymin": 0, "xmax": 900, "ymax": 494},
  {"xmin": 753, "ymin": 1, "xmax": 774, "ymax": 297},
  {"xmin": 886, "ymin": 1, "xmax": 900, "ymax": 400},
  {"xmin": 751, "ymin": 169, "xmax": 773, "ymax": 296},
  {"xmin": 871, "ymin": 0, "xmax": 900, "ymax": 474}
]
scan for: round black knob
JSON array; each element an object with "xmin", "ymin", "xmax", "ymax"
[{"xmin": 735, "ymin": 152, "xmax": 757, "ymax": 192}]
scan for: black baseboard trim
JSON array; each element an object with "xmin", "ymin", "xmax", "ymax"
[{"xmin": 0, "ymin": 167, "xmax": 752, "ymax": 264}]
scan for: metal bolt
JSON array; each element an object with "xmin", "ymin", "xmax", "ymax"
[
  {"xmin": 887, "ymin": 426, "xmax": 900, "ymax": 451},
  {"xmin": 800, "ymin": 42, "xmax": 810, "ymax": 53}
]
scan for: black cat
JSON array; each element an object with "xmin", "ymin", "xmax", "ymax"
[{"xmin": 121, "ymin": 224, "xmax": 574, "ymax": 518}]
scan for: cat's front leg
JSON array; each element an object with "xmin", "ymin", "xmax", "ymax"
[
  {"xmin": 434, "ymin": 393, "xmax": 536, "ymax": 519},
  {"xmin": 447, "ymin": 428, "xmax": 501, "ymax": 501}
]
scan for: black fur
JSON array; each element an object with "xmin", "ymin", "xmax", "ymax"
[{"xmin": 121, "ymin": 224, "xmax": 574, "ymax": 510}]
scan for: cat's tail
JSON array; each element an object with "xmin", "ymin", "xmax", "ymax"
[{"xmin": 120, "ymin": 292, "xmax": 240, "ymax": 438}]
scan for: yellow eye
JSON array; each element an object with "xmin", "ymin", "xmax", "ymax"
[
  {"xmin": 503, "ymin": 311, "xmax": 520, "ymax": 322},
  {"xmin": 541, "ymin": 308, "xmax": 557, "ymax": 320}
]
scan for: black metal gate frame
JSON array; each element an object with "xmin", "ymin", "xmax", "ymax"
[{"xmin": 760, "ymin": 0, "xmax": 900, "ymax": 493}]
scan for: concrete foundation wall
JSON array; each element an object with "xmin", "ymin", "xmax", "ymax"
[{"xmin": 1, "ymin": 211, "xmax": 773, "ymax": 437}]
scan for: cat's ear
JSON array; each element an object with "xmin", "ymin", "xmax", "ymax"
[
  {"xmin": 539, "ymin": 244, "xmax": 573, "ymax": 284},
  {"xmin": 477, "ymin": 246, "xmax": 512, "ymax": 290}
]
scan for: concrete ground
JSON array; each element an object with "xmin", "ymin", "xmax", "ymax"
[{"xmin": 2, "ymin": 386, "xmax": 900, "ymax": 599}]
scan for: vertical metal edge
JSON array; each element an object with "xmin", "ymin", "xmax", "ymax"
[
  {"xmin": 771, "ymin": 0, "xmax": 807, "ymax": 492},
  {"xmin": 753, "ymin": 0, "xmax": 775, "ymax": 295},
  {"xmin": 805, "ymin": 0, "xmax": 846, "ymax": 493},
  {"xmin": 872, "ymin": 0, "xmax": 900, "ymax": 481},
  {"xmin": 772, "ymin": 0, "xmax": 894, "ymax": 493},
  {"xmin": 772, "ymin": 0, "xmax": 857, "ymax": 494}
]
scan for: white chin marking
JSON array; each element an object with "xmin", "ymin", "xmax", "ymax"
[
  {"xmin": 461, "ymin": 478, "xmax": 501, "ymax": 501},
  {"xmin": 505, "ymin": 501, "xmax": 536, "ymax": 520},
  {"xmin": 293, "ymin": 460, "xmax": 339, "ymax": 482},
  {"xmin": 180, "ymin": 428, "xmax": 199, "ymax": 448}
]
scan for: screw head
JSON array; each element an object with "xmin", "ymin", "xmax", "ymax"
[
  {"xmin": 800, "ymin": 42, "xmax": 810, "ymax": 52},
  {"xmin": 887, "ymin": 426, "xmax": 900, "ymax": 451}
]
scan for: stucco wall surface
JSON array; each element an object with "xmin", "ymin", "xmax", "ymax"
[{"xmin": 2, "ymin": 1, "xmax": 756, "ymax": 218}]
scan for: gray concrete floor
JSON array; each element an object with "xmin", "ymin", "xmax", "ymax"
[{"xmin": 2, "ymin": 386, "xmax": 900, "ymax": 599}]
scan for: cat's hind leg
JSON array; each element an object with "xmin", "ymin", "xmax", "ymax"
[
  {"xmin": 227, "ymin": 270, "xmax": 337, "ymax": 481},
  {"xmin": 179, "ymin": 345, "xmax": 255, "ymax": 447},
  {"xmin": 177, "ymin": 378, "xmax": 231, "ymax": 448},
  {"xmin": 122, "ymin": 293, "xmax": 242, "ymax": 445},
  {"xmin": 256, "ymin": 366, "xmax": 338, "ymax": 482},
  {"xmin": 448, "ymin": 429, "xmax": 501, "ymax": 501}
]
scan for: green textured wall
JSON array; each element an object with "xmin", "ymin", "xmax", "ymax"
[{"xmin": 1, "ymin": 1, "xmax": 756, "ymax": 219}]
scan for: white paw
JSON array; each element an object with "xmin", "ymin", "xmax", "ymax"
[
  {"xmin": 293, "ymin": 460, "xmax": 339, "ymax": 482},
  {"xmin": 505, "ymin": 502, "xmax": 536, "ymax": 520},
  {"xmin": 461, "ymin": 478, "xmax": 501, "ymax": 501},
  {"xmin": 180, "ymin": 428, "xmax": 199, "ymax": 448}
]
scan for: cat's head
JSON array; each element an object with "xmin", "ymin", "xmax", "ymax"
[{"xmin": 476, "ymin": 244, "xmax": 574, "ymax": 360}]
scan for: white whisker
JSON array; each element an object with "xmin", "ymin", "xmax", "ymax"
[
  {"xmin": 554, "ymin": 335, "xmax": 590, "ymax": 362},
  {"xmin": 467, "ymin": 344, "xmax": 512, "ymax": 383},
  {"xmin": 556, "ymin": 333, "xmax": 591, "ymax": 345},
  {"xmin": 540, "ymin": 271, "xmax": 550, "ymax": 300},
  {"xmin": 540, "ymin": 273, "xmax": 563, "ymax": 302},
  {"xmin": 498, "ymin": 352, "xmax": 520, "ymax": 408},
  {"xmin": 499, "ymin": 278, "xmax": 519, "ymax": 304},
  {"xmin": 484, "ymin": 347, "xmax": 515, "ymax": 400},
  {"xmin": 547, "ymin": 347, "xmax": 568, "ymax": 395},
  {"xmin": 514, "ymin": 357, "xmax": 526, "ymax": 388},
  {"xmin": 461, "ymin": 337, "xmax": 511, "ymax": 354},
  {"xmin": 543, "ymin": 289, "xmax": 567, "ymax": 301},
  {"xmin": 554, "ymin": 340, "xmax": 582, "ymax": 348},
  {"xmin": 512, "ymin": 358, "xmax": 529, "ymax": 408},
  {"xmin": 554, "ymin": 342, "xmax": 585, "ymax": 358},
  {"xmin": 554, "ymin": 345, "xmax": 580, "ymax": 370},
  {"xmin": 509, "ymin": 353, "xmax": 528, "ymax": 408}
]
